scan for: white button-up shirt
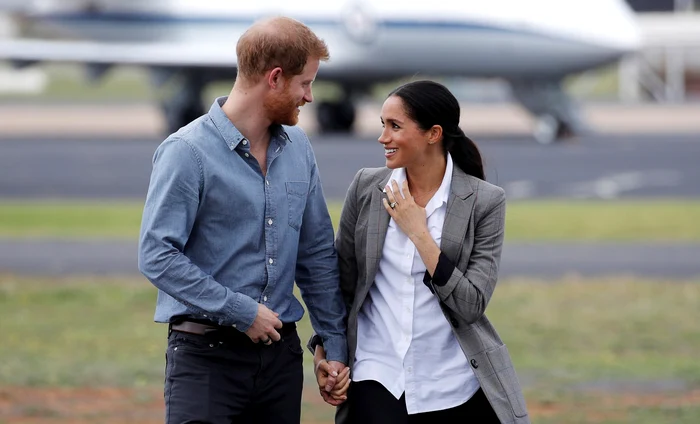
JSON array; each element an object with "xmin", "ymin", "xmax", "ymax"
[{"xmin": 353, "ymin": 154, "xmax": 480, "ymax": 414}]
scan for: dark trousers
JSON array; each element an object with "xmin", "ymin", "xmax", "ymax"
[
  {"xmin": 164, "ymin": 324, "xmax": 304, "ymax": 424},
  {"xmin": 349, "ymin": 380, "xmax": 501, "ymax": 424}
]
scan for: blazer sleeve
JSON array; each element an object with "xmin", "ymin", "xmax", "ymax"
[
  {"xmin": 306, "ymin": 168, "xmax": 364, "ymax": 355},
  {"xmin": 432, "ymin": 187, "xmax": 506, "ymax": 324}
]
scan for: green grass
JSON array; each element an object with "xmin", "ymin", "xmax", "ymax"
[
  {"xmin": 1, "ymin": 276, "xmax": 699, "ymax": 387},
  {"xmin": 0, "ymin": 275, "xmax": 699, "ymax": 423},
  {"xmin": 489, "ymin": 277, "xmax": 700, "ymax": 384},
  {"xmin": 0, "ymin": 201, "xmax": 145, "ymax": 239},
  {"xmin": 1, "ymin": 199, "xmax": 699, "ymax": 241}
]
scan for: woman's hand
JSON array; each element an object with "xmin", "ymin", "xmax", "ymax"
[
  {"xmin": 383, "ymin": 179, "xmax": 441, "ymax": 276},
  {"xmin": 383, "ymin": 179, "xmax": 430, "ymax": 241},
  {"xmin": 314, "ymin": 346, "xmax": 350, "ymax": 406}
]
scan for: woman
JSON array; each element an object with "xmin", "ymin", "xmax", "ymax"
[{"xmin": 312, "ymin": 80, "xmax": 530, "ymax": 423}]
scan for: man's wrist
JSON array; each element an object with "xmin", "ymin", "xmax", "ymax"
[{"xmin": 322, "ymin": 336, "xmax": 348, "ymax": 365}]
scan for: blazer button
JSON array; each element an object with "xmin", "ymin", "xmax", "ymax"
[{"xmin": 470, "ymin": 359, "xmax": 478, "ymax": 369}]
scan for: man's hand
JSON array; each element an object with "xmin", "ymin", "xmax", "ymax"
[
  {"xmin": 315, "ymin": 359, "xmax": 350, "ymax": 406},
  {"xmin": 244, "ymin": 304, "xmax": 283, "ymax": 344}
]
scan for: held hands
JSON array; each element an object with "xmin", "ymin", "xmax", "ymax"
[
  {"xmin": 244, "ymin": 304, "xmax": 283, "ymax": 345},
  {"xmin": 314, "ymin": 348, "xmax": 350, "ymax": 406},
  {"xmin": 383, "ymin": 180, "xmax": 429, "ymax": 241}
]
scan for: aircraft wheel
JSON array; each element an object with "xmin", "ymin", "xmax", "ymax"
[
  {"xmin": 162, "ymin": 100, "xmax": 204, "ymax": 135},
  {"xmin": 317, "ymin": 100, "xmax": 355, "ymax": 133},
  {"xmin": 533, "ymin": 114, "xmax": 560, "ymax": 145}
]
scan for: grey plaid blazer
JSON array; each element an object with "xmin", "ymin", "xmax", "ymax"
[{"xmin": 329, "ymin": 165, "xmax": 530, "ymax": 424}]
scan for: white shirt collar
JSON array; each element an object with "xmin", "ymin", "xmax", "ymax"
[{"xmin": 387, "ymin": 153, "xmax": 453, "ymax": 218}]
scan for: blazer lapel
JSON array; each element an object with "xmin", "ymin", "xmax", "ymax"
[
  {"xmin": 364, "ymin": 173, "xmax": 392, "ymax": 291},
  {"xmin": 440, "ymin": 168, "xmax": 476, "ymax": 263}
]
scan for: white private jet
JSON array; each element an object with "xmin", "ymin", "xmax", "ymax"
[{"xmin": 0, "ymin": 0, "xmax": 641, "ymax": 143}]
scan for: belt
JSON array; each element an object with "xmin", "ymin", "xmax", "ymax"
[{"xmin": 170, "ymin": 320, "xmax": 296, "ymax": 337}]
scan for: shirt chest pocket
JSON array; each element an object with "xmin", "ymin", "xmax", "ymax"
[{"xmin": 285, "ymin": 181, "xmax": 309, "ymax": 231}]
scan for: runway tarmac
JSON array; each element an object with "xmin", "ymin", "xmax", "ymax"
[
  {"xmin": 1, "ymin": 239, "xmax": 698, "ymax": 279},
  {"xmin": 1, "ymin": 130, "xmax": 698, "ymax": 278},
  {"xmin": 1, "ymin": 132, "xmax": 699, "ymax": 201}
]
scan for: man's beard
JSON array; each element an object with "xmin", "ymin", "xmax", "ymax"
[{"xmin": 264, "ymin": 86, "xmax": 301, "ymax": 126}]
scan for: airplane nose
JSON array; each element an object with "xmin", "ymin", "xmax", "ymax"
[
  {"xmin": 600, "ymin": 3, "xmax": 643, "ymax": 55},
  {"xmin": 608, "ymin": 16, "xmax": 643, "ymax": 55}
]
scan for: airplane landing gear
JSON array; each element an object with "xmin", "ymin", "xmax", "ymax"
[
  {"xmin": 161, "ymin": 73, "xmax": 205, "ymax": 135},
  {"xmin": 509, "ymin": 79, "xmax": 584, "ymax": 144},
  {"xmin": 533, "ymin": 113, "xmax": 574, "ymax": 145},
  {"xmin": 316, "ymin": 99, "xmax": 356, "ymax": 133}
]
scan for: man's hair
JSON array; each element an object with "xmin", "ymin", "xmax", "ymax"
[{"xmin": 236, "ymin": 16, "xmax": 330, "ymax": 81}]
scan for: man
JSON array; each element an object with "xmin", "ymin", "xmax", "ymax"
[{"xmin": 138, "ymin": 16, "xmax": 347, "ymax": 424}]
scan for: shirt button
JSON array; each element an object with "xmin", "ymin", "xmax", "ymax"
[
  {"xmin": 266, "ymin": 179, "xmax": 270, "ymax": 185},
  {"xmin": 242, "ymin": 139, "xmax": 248, "ymax": 145},
  {"xmin": 232, "ymin": 324, "xmax": 237, "ymax": 328},
  {"xmin": 244, "ymin": 153, "xmax": 250, "ymax": 158},
  {"xmin": 407, "ymin": 367, "xmax": 413, "ymax": 373},
  {"xmin": 268, "ymin": 218, "xmax": 273, "ymax": 225},
  {"xmin": 269, "ymin": 258, "xmax": 274, "ymax": 264},
  {"xmin": 263, "ymin": 296, "xmax": 268, "ymax": 302},
  {"xmin": 203, "ymin": 314, "xmax": 207, "ymax": 318}
]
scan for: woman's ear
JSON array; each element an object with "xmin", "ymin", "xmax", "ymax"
[{"xmin": 428, "ymin": 125, "xmax": 443, "ymax": 145}]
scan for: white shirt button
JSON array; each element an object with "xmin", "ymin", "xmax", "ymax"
[
  {"xmin": 269, "ymin": 258, "xmax": 273, "ymax": 264},
  {"xmin": 268, "ymin": 219, "xmax": 273, "ymax": 225},
  {"xmin": 266, "ymin": 179, "xmax": 270, "ymax": 185},
  {"xmin": 232, "ymin": 324, "xmax": 237, "ymax": 328},
  {"xmin": 244, "ymin": 153, "xmax": 249, "ymax": 157},
  {"xmin": 242, "ymin": 139, "xmax": 248, "ymax": 145},
  {"xmin": 263, "ymin": 296, "xmax": 268, "ymax": 302}
]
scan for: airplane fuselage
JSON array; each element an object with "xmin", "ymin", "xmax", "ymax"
[{"xmin": 19, "ymin": 0, "xmax": 641, "ymax": 80}]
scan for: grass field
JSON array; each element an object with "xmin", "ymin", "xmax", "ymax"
[
  {"xmin": 1, "ymin": 275, "xmax": 699, "ymax": 423},
  {"xmin": 1, "ymin": 199, "xmax": 699, "ymax": 242}
]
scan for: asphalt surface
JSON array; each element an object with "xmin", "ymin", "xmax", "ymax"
[
  {"xmin": 1, "ymin": 132, "xmax": 698, "ymax": 278},
  {"xmin": 1, "ymin": 239, "xmax": 698, "ymax": 279},
  {"xmin": 0, "ymin": 133, "xmax": 699, "ymax": 201}
]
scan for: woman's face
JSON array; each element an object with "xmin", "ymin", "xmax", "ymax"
[{"xmin": 377, "ymin": 95, "xmax": 431, "ymax": 170}]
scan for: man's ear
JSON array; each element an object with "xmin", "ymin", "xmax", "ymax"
[{"xmin": 267, "ymin": 67, "xmax": 284, "ymax": 89}]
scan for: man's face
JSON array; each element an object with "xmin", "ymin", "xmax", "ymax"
[{"xmin": 264, "ymin": 58, "xmax": 320, "ymax": 126}]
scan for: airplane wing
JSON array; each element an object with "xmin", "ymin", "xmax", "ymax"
[
  {"xmin": 0, "ymin": 35, "xmax": 368, "ymax": 78},
  {"xmin": 0, "ymin": 38, "xmax": 241, "ymax": 68}
]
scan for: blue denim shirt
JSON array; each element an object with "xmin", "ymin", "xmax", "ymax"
[{"xmin": 138, "ymin": 96, "xmax": 347, "ymax": 363}]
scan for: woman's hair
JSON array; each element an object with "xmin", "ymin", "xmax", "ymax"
[{"xmin": 388, "ymin": 80, "xmax": 485, "ymax": 180}]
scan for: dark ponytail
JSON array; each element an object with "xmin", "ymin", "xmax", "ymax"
[
  {"xmin": 388, "ymin": 80, "xmax": 485, "ymax": 180},
  {"xmin": 442, "ymin": 125, "xmax": 484, "ymax": 180}
]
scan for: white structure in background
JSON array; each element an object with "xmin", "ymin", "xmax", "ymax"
[
  {"xmin": 620, "ymin": 2, "xmax": 700, "ymax": 102},
  {"xmin": 0, "ymin": 12, "xmax": 47, "ymax": 95}
]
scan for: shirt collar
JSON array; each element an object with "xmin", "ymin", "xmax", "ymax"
[
  {"xmin": 208, "ymin": 96, "xmax": 291, "ymax": 151},
  {"xmin": 387, "ymin": 153, "xmax": 453, "ymax": 218},
  {"xmin": 425, "ymin": 153, "xmax": 453, "ymax": 217}
]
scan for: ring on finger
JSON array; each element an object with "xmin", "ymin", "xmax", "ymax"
[{"xmin": 390, "ymin": 201, "xmax": 397, "ymax": 209}]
